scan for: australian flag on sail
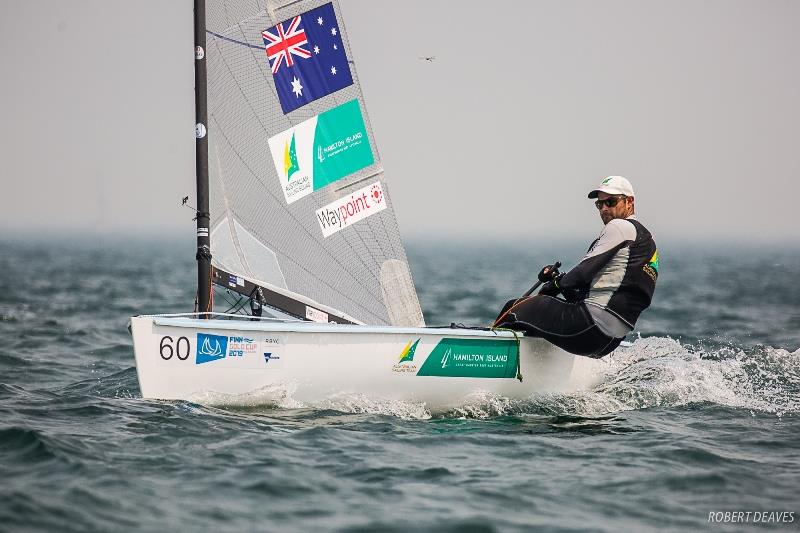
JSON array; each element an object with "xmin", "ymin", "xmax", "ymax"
[{"xmin": 262, "ymin": 2, "xmax": 354, "ymax": 114}]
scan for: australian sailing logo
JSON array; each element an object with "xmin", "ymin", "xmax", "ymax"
[
  {"xmin": 270, "ymin": 124, "xmax": 312, "ymax": 203},
  {"xmin": 391, "ymin": 339, "xmax": 420, "ymax": 373},
  {"xmin": 284, "ymin": 133, "xmax": 301, "ymax": 182},
  {"xmin": 196, "ymin": 333, "xmax": 228, "ymax": 364},
  {"xmin": 643, "ymin": 249, "xmax": 659, "ymax": 282}
]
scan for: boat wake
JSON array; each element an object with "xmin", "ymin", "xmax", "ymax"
[
  {"xmin": 602, "ymin": 336, "xmax": 799, "ymax": 414},
  {"xmin": 449, "ymin": 336, "xmax": 799, "ymax": 419},
  {"xmin": 187, "ymin": 383, "xmax": 433, "ymax": 420},
  {"xmin": 187, "ymin": 382, "xmax": 306, "ymax": 410},
  {"xmin": 184, "ymin": 336, "xmax": 799, "ymax": 420}
]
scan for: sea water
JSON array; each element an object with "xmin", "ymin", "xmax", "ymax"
[{"xmin": 0, "ymin": 236, "xmax": 798, "ymax": 532}]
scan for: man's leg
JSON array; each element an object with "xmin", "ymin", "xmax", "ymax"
[
  {"xmin": 494, "ymin": 297, "xmax": 527, "ymax": 326},
  {"xmin": 495, "ymin": 295, "xmax": 620, "ymax": 358}
]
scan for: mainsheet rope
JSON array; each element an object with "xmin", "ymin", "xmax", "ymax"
[{"xmin": 488, "ymin": 327, "xmax": 524, "ymax": 382}]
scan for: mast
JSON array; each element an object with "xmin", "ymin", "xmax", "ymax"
[{"xmin": 194, "ymin": 0, "xmax": 212, "ymax": 316}]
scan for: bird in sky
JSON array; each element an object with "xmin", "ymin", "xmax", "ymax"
[{"xmin": 418, "ymin": 56, "xmax": 436, "ymax": 62}]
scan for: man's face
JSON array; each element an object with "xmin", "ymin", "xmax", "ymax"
[{"xmin": 595, "ymin": 191, "xmax": 633, "ymax": 224}]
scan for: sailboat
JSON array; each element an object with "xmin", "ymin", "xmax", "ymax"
[{"xmin": 130, "ymin": 0, "xmax": 609, "ymax": 408}]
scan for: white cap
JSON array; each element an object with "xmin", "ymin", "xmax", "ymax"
[{"xmin": 588, "ymin": 175, "xmax": 635, "ymax": 199}]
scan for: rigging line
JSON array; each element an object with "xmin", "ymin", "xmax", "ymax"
[
  {"xmin": 217, "ymin": 287, "xmax": 248, "ymax": 315},
  {"xmin": 220, "ymin": 293, "xmax": 238, "ymax": 313},
  {"xmin": 198, "ymin": 267, "xmax": 213, "ymax": 314},
  {"xmin": 225, "ymin": 295, "xmax": 248, "ymax": 315},
  {"xmin": 209, "ymin": 268, "xmax": 215, "ymax": 313},
  {"xmin": 207, "ymin": 30, "xmax": 264, "ymax": 50}
]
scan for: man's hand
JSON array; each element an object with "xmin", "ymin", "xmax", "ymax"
[
  {"xmin": 537, "ymin": 262, "xmax": 561, "ymax": 283},
  {"xmin": 539, "ymin": 273, "xmax": 565, "ymax": 296}
]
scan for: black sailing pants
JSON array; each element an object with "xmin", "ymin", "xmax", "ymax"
[{"xmin": 494, "ymin": 295, "xmax": 623, "ymax": 358}]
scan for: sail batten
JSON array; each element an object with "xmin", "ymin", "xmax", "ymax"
[{"xmin": 205, "ymin": 0, "xmax": 424, "ymax": 326}]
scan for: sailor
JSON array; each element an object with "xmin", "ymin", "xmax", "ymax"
[{"xmin": 494, "ymin": 176, "xmax": 659, "ymax": 357}]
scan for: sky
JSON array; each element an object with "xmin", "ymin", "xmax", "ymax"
[{"xmin": 1, "ymin": 0, "xmax": 798, "ymax": 243}]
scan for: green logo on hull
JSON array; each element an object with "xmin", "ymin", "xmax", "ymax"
[
  {"xmin": 416, "ymin": 338, "xmax": 519, "ymax": 378},
  {"xmin": 398, "ymin": 339, "xmax": 419, "ymax": 363}
]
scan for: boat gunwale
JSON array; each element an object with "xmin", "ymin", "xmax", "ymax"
[{"xmin": 138, "ymin": 314, "xmax": 521, "ymax": 338}]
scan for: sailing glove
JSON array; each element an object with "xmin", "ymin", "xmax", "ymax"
[
  {"xmin": 539, "ymin": 273, "xmax": 565, "ymax": 297},
  {"xmin": 537, "ymin": 264, "xmax": 559, "ymax": 283}
]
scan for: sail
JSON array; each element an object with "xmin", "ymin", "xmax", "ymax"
[{"xmin": 204, "ymin": 0, "xmax": 424, "ymax": 326}]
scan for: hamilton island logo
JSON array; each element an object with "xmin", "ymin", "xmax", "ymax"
[
  {"xmin": 392, "ymin": 339, "xmax": 419, "ymax": 373},
  {"xmin": 196, "ymin": 333, "xmax": 228, "ymax": 364},
  {"xmin": 440, "ymin": 348, "xmax": 452, "ymax": 369},
  {"xmin": 415, "ymin": 338, "xmax": 519, "ymax": 378}
]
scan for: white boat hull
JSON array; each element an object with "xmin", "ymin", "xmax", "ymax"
[{"xmin": 130, "ymin": 315, "xmax": 609, "ymax": 409}]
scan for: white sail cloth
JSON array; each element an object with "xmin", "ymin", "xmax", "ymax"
[{"xmin": 205, "ymin": 0, "xmax": 424, "ymax": 326}]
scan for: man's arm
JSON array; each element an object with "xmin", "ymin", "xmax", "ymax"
[{"xmin": 541, "ymin": 219, "xmax": 636, "ymax": 298}]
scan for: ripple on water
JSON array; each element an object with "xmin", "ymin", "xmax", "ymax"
[{"xmin": 0, "ymin": 427, "xmax": 58, "ymax": 464}]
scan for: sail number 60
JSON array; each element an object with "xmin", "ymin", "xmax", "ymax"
[{"xmin": 160, "ymin": 336, "xmax": 191, "ymax": 360}]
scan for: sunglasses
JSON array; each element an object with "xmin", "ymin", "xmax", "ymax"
[{"xmin": 594, "ymin": 196, "xmax": 627, "ymax": 209}]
